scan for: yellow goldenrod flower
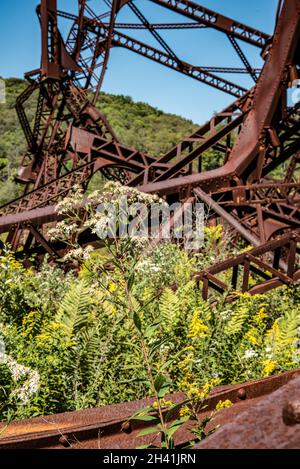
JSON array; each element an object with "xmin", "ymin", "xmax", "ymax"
[
  {"xmin": 239, "ymin": 245, "xmax": 253, "ymax": 253},
  {"xmin": 265, "ymin": 321, "xmax": 280, "ymax": 344},
  {"xmin": 262, "ymin": 359, "xmax": 277, "ymax": 377},
  {"xmin": 184, "ymin": 345, "xmax": 195, "ymax": 352},
  {"xmin": 204, "ymin": 224, "xmax": 223, "ymax": 241},
  {"xmin": 162, "ymin": 400, "xmax": 173, "ymax": 407},
  {"xmin": 117, "ymin": 291, "xmax": 124, "ymax": 302},
  {"xmin": 253, "ymin": 306, "xmax": 268, "ymax": 324},
  {"xmin": 188, "ymin": 310, "xmax": 209, "ymax": 339},
  {"xmin": 216, "ymin": 399, "xmax": 233, "ymax": 411},
  {"xmin": 108, "ymin": 283, "xmax": 117, "ymax": 293},
  {"xmin": 188, "ymin": 386, "xmax": 203, "ymax": 400},
  {"xmin": 179, "ymin": 405, "xmax": 191, "ymax": 417},
  {"xmin": 152, "ymin": 399, "xmax": 173, "ymax": 409},
  {"xmin": 198, "ymin": 379, "xmax": 220, "ymax": 400},
  {"xmin": 184, "ymin": 378, "xmax": 220, "ymax": 402},
  {"xmin": 245, "ymin": 329, "xmax": 259, "ymax": 345}
]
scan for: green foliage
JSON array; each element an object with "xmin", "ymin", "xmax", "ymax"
[
  {"xmin": 0, "ymin": 184, "xmax": 299, "ymax": 444},
  {"xmin": 224, "ymin": 304, "xmax": 251, "ymax": 336},
  {"xmin": 0, "ymin": 235, "xmax": 299, "ymax": 426},
  {"xmin": 56, "ymin": 281, "xmax": 93, "ymax": 337}
]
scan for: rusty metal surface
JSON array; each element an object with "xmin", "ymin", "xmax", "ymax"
[
  {"xmin": 0, "ymin": 369, "xmax": 298, "ymax": 449},
  {"xmin": 197, "ymin": 375, "xmax": 300, "ymax": 449},
  {"xmin": 0, "ymin": 0, "xmax": 299, "ymax": 451},
  {"xmin": 196, "ymin": 233, "xmax": 300, "ymax": 299}
]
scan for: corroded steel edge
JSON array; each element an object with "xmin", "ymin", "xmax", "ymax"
[{"xmin": 0, "ymin": 369, "xmax": 298, "ymax": 449}]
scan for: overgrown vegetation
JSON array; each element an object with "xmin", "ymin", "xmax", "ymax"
[
  {"xmin": 0, "ymin": 184, "xmax": 299, "ymax": 442},
  {"xmin": 0, "ymin": 80, "xmax": 299, "ymax": 445}
]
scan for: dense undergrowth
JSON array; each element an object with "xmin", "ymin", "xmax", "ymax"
[{"xmin": 0, "ymin": 198, "xmax": 299, "ymax": 424}]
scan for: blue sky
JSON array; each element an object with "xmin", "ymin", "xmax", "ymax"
[{"xmin": 0, "ymin": 0, "xmax": 278, "ymax": 123}]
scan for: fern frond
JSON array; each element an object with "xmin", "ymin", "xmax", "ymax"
[
  {"xmin": 266, "ymin": 308, "xmax": 300, "ymax": 354},
  {"xmin": 198, "ymin": 298, "xmax": 212, "ymax": 323},
  {"xmin": 159, "ymin": 287, "xmax": 180, "ymax": 329},
  {"xmin": 224, "ymin": 305, "xmax": 250, "ymax": 335},
  {"xmin": 56, "ymin": 281, "xmax": 92, "ymax": 339}
]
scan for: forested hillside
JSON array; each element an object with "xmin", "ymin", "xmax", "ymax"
[{"xmin": 0, "ymin": 78, "xmax": 197, "ymax": 205}]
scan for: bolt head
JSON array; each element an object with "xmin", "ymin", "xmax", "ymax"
[
  {"xmin": 121, "ymin": 421, "xmax": 132, "ymax": 434},
  {"xmin": 282, "ymin": 401, "xmax": 300, "ymax": 425},
  {"xmin": 59, "ymin": 434, "xmax": 71, "ymax": 447},
  {"xmin": 237, "ymin": 388, "xmax": 247, "ymax": 400}
]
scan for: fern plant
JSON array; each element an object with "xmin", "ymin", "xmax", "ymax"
[
  {"xmin": 224, "ymin": 304, "xmax": 250, "ymax": 336},
  {"xmin": 265, "ymin": 308, "xmax": 300, "ymax": 356}
]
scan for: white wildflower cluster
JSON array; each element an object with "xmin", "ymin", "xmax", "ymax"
[
  {"xmin": 62, "ymin": 245, "xmax": 94, "ymax": 263},
  {"xmin": 243, "ymin": 349, "xmax": 258, "ymax": 360},
  {"xmin": 86, "ymin": 190, "xmax": 105, "ymax": 205},
  {"xmin": 131, "ymin": 236, "xmax": 149, "ymax": 249},
  {"xmin": 50, "ymin": 182, "xmax": 202, "ymax": 247},
  {"xmin": 194, "ymin": 359, "xmax": 202, "ymax": 365},
  {"xmin": 265, "ymin": 347, "xmax": 273, "ymax": 359},
  {"xmin": 48, "ymin": 220, "xmax": 79, "ymax": 241},
  {"xmin": 136, "ymin": 258, "xmax": 161, "ymax": 274},
  {"xmin": 55, "ymin": 185, "xmax": 84, "ymax": 214},
  {"xmin": 84, "ymin": 211, "xmax": 116, "ymax": 238},
  {"xmin": 0, "ymin": 336, "xmax": 40, "ymax": 405},
  {"xmin": 102, "ymin": 181, "xmax": 163, "ymax": 205}
]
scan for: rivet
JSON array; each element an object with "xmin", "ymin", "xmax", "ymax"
[
  {"xmin": 59, "ymin": 434, "xmax": 71, "ymax": 447},
  {"xmin": 282, "ymin": 401, "xmax": 300, "ymax": 426},
  {"xmin": 237, "ymin": 388, "xmax": 247, "ymax": 400},
  {"xmin": 121, "ymin": 421, "xmax": 132, "ymax": 434}
]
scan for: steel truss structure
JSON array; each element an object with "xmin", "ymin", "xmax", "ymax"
[{"xmin": 0, "ymin": 0, "xmax": 299, "ymax": 301}]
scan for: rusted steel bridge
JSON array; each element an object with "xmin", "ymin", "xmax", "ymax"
[
  {"xmin": 0, "ymin": 0, "xmax": 300, "ymax": 449},
  {"xmin": 0, "ymin": 0, "xmax": 299, "ymax": 300},
  {"xmin": 1, "ymin": 0, "xmax": 300, "ymax": 299}
]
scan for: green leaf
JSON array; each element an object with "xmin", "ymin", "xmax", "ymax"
[
  {"xmin": 154, "ymin": 373, "xmax": 166, "ymax": 392},
  {"xmin": 129, "ymin": 406, "xmax": 155, "ymax": 419},
  {"xmin": 166, "ymin": 416, "xmax": 190, "ymax": 438},
  {"xmin": 133, "ymin": 311, "xmax": 142, "ymax": 332},
  {"xmin": 158, "ymin": 382, "xmax": 171, "ymax": 399},
  {"xmin": 138, "ymin": 426, "xmax": 161, "ymax": 437},
  {"xmin": 169, "ymin": 416, "xmax": 190, "ymax": 429},
  {"xmin": 132, "ymin": 415, "xmax": 160, "ymax": 423},
  {"xmin": 137, "ymin": 444, "xmax": 160, "ymax": 449},
  {"xmin": 137, "ymin": 291, "xmax": 162, "ymax": 314},
  {"xmin": 143, "ymin": 321, "xmax": 161, "ymax": 339},
  {"xmin": 127, "ymin": 271, "xmax": 135, "ymax": 292},
  {"xmin": 149, "ymin": 338, "xmax": 168, "ymax": 358},
  {"xmin": 159, "ymin": 359, "xmax": 175, "ymax": 373}
]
